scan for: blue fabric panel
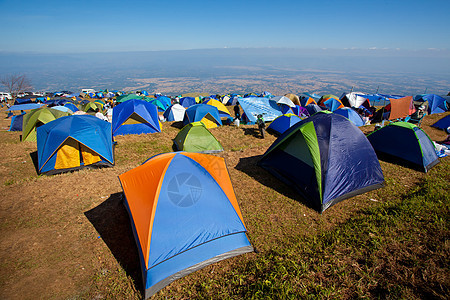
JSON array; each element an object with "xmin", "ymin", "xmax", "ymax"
[
  {"xmin": 148, "ymin": 154, "xmax": 247, "ymax": 269},
  {"xmin": 334, "ymin": 108, "xmax": 365, "ymax": 126},
  {"xmin": 305, "ymin": 104, "xmax": 322, "ymax": 115},
  {"xmin": 414, "ymin": 128, "xmax": 439, "ymax": 169},
  {"xmin": 64, "ymin": 103, "xmax": 79, "ymax": 112},
  {"xmin": 267, "ymin": 115, "xmax": 302, "ymax": 135},
  {"xmin": 163, "ymin": 108, "xmax": 174, "ymax": 121},
  {"xmin": 432, "ymin": 115, "xmax": 450, "ymax": 130},
  {"xmin": 368, "ymin": 125, "xmax": 424, "ymax": 167},
  {"xmin": 145, "ymin": 232, "xmax": 251, "ymax": 290},
  {"xmin": 179, "ymin": 97, "xmax": 196, "ymax": 108},
  {"xmin": 7, "ymin": 103, "xmax": 44, "ymax": 111},
  {"xmin": 323, "ymin": 114, "xmax": 384, "ymax": 205},
  {"xmin": 114, "ymin": 123, "xmax": 161, "ymax": 136},
  {"xmin": 9, "ymin": 114, "xmax": 24, "ymax": 131},
  {"xmin": 157, "ymin": 96, "xmax": 172, "ymax": 107},
  {"xmin": 324, "ymin": 98, "xmax": 341, "ymax": 111}
]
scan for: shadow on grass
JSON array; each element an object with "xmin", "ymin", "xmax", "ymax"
[
  {"xmin": 375, "ymin": 152, "xmax": 429, "ymax": 173},
  {"xmin": 84, "ymin": 192, "xmax": 143, "ymax": 294},
  {"xmin": 235, "ymin": 155, "xmax": 315, "ymax": 211},
  {"xmin": 241, "ymin": 127, "xmax": 263, "ymax": 139},
  {"xmin": 170, "ymin": 121, "xmax": 184, "ymax": 129},
  {"xmin": 29, "ymin": 151, "xmax": 39, "ymax": 175}
]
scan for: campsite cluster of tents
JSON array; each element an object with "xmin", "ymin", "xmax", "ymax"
[{"xmin": 4, "ymin": 89, "xmax": 449, "ymax": 298}]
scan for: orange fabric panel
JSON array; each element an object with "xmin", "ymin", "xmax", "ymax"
[
  {"xmin": 55, "ymin": 138, "xmax": 80, "ymax": 169},
  {"xmin": 183, "ymin": 153, "xmax": 246, "ymax": 228},
  {"xmin": 80, "ymin": 144, "xmax": 102, "ymax": 165},
  {"xmin": 305, "ymin": 97, "xmax": 317, "ymax": 106},
  {"xmin": 389, "ymin": 96, "xmax": 415, "ymax": 120},
  {"xmin": 119, "ymin": 153, "xmax": 174, "ymax": 269}
]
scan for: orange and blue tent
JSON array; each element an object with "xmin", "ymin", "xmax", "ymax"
[
  {"xmin": 300, "ymin": 96, "xmax": 317, "ymax": 107},
  {"xmin": 119, "ymin": 152, "xmax": 253, "ymax": 298},
  {"xmin": 318, "ymin": 95, "xmax": 344, "ymax": 111}
]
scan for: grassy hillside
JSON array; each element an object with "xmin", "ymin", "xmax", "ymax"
[{"xmin": 0, "ymin": 106, "xmax": 448, "ymax": 299}]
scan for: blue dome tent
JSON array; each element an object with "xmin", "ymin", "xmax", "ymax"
[
  {"xmin": 112, "ymin": 99, "xmax": 161, "ymax": 136},
  {"xmin": 267, "ymin": 114, "xmax": 304, "ymax": 135},
  {"xmin": 183, "ymin": 104, "xmax": 222, "ymax": 128},
  {"xmin": 37, "ymin": 115, "xmax": 114, "ymax": 175},
  {"xmin": 367, "ymin": 122, "xmax": 439, "ymax": 172},
  {"xmin": 333, "ymin": 107, "xmax": 365, "ymax": 126},
  {"xmin": 179, "ymin": 97, "xmax": 196, "ymax": 108},
  {"xmin": 259, "ymin": 112, "xmax": 384, "ymax": 212}
]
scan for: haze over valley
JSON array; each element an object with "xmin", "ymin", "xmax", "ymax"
[{"xmin": 1, "ymin": 48, "xmax": 449, "ymax": 96}]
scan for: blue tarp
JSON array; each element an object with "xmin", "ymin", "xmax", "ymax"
[
  {"xmin": 7, "ymin": 103, "xmax": 44, "ymax": 111},
  {"xmin": 432, "ymin": 115, "xmax": 450, "ymax": 130},
  {"xmin": 238, "ymin": 97, "xmax": 283, "ymax": 123}
]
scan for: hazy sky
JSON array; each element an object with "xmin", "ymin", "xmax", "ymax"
[{"xmin": 1, "ymin": 0, "xmax": 450, "ymax": 53}]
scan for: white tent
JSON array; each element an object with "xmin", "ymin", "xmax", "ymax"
[
  {"xmin": 271, "ymin": 96, "xmax": 296, "ymax": 107},
  {"xmin": 163, "ymin": 103, "xmax": 186, "ymax": 122}
]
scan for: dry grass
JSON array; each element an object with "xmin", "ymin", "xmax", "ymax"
[{"xmin": 0, "ymin": 105, "xmax": 448, "ymax": 299}]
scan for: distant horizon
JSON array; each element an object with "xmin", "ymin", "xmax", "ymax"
[{"xmin": 1, "ymin": 47, "xmax": 449, "ymax": 96}]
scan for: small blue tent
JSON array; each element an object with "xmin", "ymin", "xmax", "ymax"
[
  {"xmin": 333, "ymin": 107, "xmax": 365, "ymax": 126},
  {"xmin": 64, "ymin": 102, "xmax": 79, "ymax": 112},
  {"xmin": 305, "ymin": 104, "xmax": 323, "ymax": 115},
  {"xmin": 367, "ymin": 122, "xmax": 439, "ymax": 172},
  {"xmin": 322, "ymin": 97, "xmax": 344, "ymax": 111},
  {"xmin": 112, "ymin": 99, "xmax": 161, "ymax": 136},
  {"xmin": 183, "ymin": 104, "xmax": 222, "ymax": 128},
  {"xmin": 421, "ymin": 94, "xmax": 448, "ymax": 114},
  {"xmin": 14, "ymin": 98, "xmax": 34, "ymax": 105},
  {"xmin": 432, "ymin": 114, "xmax": 450, "ymax": 130},
  {"xmin": 156, "ymin": 96, "xmax": 172, "ymax": 107},
  {"xmin": 267, "ymin": 114, "xmax": 304, "ymax": 135},
  {"xmin": 259, "ymin": 112, "xmax": 384, "ymax": 212},
  {"xmin": 8, "ymin": 113, "xmax": 25, "ymax": 131},
  {"xmin": 37, "ymin": 115, "xmax": 114, "ymax": 175},
  {"xmin": 179, "ymin": 97, "xmax": 196, "ymax": 108}
]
